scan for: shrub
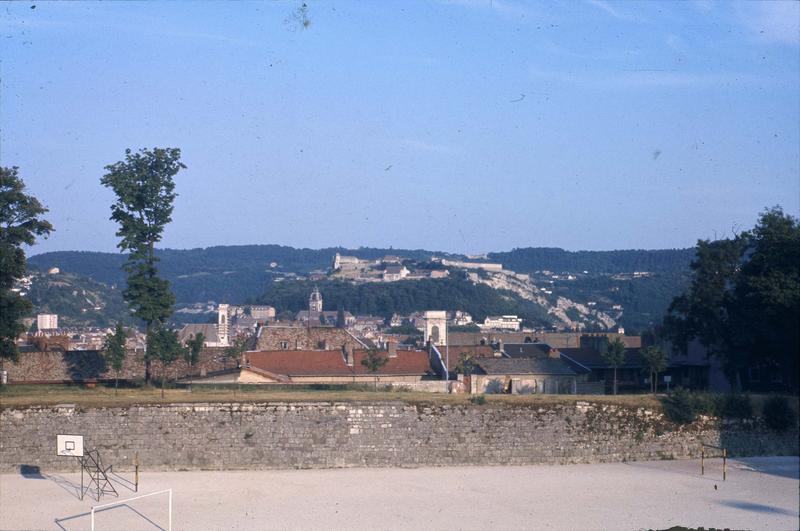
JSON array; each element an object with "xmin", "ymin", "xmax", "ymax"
[
  {"xmin": 762, "ymin": 395, "xmax": 796, "ymax": 432},
  {"xmin": 484, "ymin": 379, "xmax": 504, "ymax": 394},
  {"xmin": 469, "ymin": 394, "xmax": 487, "ymax": 405},
  {"xmin": 720, "ymin": 393, "xmax": 753, "ymax": 418},
  {"xmin": 689, "ymin": 392, "xmax": 718, "ymax": 417},
  {"xmin": 662, "ymin": 387, "xmax": 697, "ymax": 424}
]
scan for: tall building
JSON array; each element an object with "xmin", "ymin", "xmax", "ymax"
[
  {"xmin": 37, "ymin": 314, "xmax": 58, "ymax": 330},
  {"xmin": 424, "ymin": 311, "xmax": 448, "ymax": 346},
  {"xmin": 309, "ymin": 287, "xmax": 323, "ymax": 313},
  {"xmin": 217, "ymin": 304, "xmax": 230, "ymax": 346}
]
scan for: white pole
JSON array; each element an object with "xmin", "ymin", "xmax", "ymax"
[
  {"xmin": 91, "ymin": 507, "xmax": 95, "ymax": 531},
  {"xmin": 169, "ymin": 488, "xmax": 172, "ymax": 531},
  {"xmin": 445, "ymin": 318, "xmax": 449, "ymax": 386}
]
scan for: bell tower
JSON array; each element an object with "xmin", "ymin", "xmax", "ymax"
[{"xmin": 309, "ymin": 286, "xmax": 323, "ymax": 313}]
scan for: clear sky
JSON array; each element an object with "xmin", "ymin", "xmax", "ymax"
[{"xmin": 2, "ymin": 0, "xmax": 799, "ymax": 255}]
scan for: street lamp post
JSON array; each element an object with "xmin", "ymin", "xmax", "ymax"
[{"xmin": 445, "ymin": 317, "xmax": 449, "ymax": 385}]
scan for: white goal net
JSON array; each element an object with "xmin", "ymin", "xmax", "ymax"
[{"xmin": 91, "ymin": 489, "xmax": 172, "ymax": 531}]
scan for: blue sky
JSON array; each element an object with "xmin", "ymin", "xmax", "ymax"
[{"xmin": 2, "ymin": 0, "xmax": 798, "ymax": 255}]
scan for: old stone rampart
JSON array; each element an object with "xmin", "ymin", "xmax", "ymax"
[
  {"xmin": 0, "ymin": 401, "xmax": 796, "ymax": 473},
  {"xmin": 4, "ymin": 348, "xmax": 231, "ymax": 383}
]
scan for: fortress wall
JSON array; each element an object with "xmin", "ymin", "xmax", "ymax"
[{"xmin": 1, "ymin": 401, "xmax": 796, "ymax": 473}]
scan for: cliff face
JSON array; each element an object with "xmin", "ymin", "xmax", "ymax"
[{"xmin": 467, "ymin": 270, "xmax": 616, "ymax": 329}]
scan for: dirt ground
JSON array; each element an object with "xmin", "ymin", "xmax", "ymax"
[{"xmin": 0, "ymin": 457, "xmax": 797, "ymax": 530}]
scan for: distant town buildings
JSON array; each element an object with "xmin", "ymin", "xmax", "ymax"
[
  {"xmin": 451, "ymin": 311, "xmax": 473, "ymax": 326},
  {"xmin": 255, "ymin": 324, "xmax": 365, "ymax": 352},
  {"xmin": 480, "ymin": 315, "xmax": 522, "ymax": 331},
  {"xmin": 295, "ymin": 286, "xmax": 356, "ymax": 326},
  {"xmin": 178, "ymin": 323, "xmax": 228, "ymax": 348},
  {"xmin": 36, "ymin": 314, "xmax": 58, "ymax": 331},
  {"xmin": 248, "ymin": 305, "xmax": 276, "ymax": 320},
  {"xmin": 383, "ymin": 265, "xmax": 410, "ymax": 282},
  {"xmin": 438, "ymin": 259, "xmax": 503, "ymax": 272}
]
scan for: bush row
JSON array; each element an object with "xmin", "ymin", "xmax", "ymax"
[{"xmin": 661, "ymin": 388, "xmax": 797, "ymax": 431}]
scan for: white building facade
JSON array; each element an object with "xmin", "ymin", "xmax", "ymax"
[{"xmin": 37, "ymin": 314, "xmax": 58, "ymax": 330}]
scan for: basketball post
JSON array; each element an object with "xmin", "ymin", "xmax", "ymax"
[
  {"xmin": 57, "ymin": 434, "xmax": 118, "ymax": 500},
  {"xmin": 134, "ymin": 452, "xmax": 139, "ymax": 492}
]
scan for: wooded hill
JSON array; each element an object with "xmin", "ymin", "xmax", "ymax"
[{"xmin": 28, "ymin": 245, "xmax": 694, "ymax": 331}]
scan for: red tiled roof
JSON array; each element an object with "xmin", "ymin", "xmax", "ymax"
[{"xmin": 246, "ymin": 349, "xmax": 432, "ymax": 377}]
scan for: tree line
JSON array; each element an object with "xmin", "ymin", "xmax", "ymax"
[{"xmin": 662, "ymin": 207, "xmax": 799, "ymax": 392}]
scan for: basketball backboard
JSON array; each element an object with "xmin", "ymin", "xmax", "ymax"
[{"xmin": 57, "ymin": 434, "xmax": 84, "ymax": 457}]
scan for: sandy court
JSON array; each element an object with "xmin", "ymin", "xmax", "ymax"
[{"xmin": 0, "ymin": 457, "xmax": 797, "ymax": 531}]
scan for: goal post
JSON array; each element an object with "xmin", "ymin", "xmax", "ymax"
[{"xmin": 91, "ymin": 489, "xmax": 172, "ymax": 531}]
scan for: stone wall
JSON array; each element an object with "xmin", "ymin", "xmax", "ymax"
[
  {"xmin": 1, "ymin": 401, "xmax": 796, "ymax": 473},
  {"xmin": 4, "ymin": 348, "xmax": 233, "ymax": 383}
]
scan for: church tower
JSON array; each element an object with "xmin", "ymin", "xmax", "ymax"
[{"xmin": 309, "ymin": 286, "xmax": 323, "ymax": 313}]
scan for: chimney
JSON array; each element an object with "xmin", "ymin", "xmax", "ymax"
[
  {"xmin": 344, "ymin": 345, "xmax": 354, "ymax": 367},
  {"xmin": 548, "ymin": 347, "xmax": 560, "ymax": 359},
  {"xmin": 388, "ymin": 339, "xmax": 397, "ymax": 358}
]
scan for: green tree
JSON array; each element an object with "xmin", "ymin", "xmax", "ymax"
[
  {"xmin": 100, "ymin": 148, "xmax": 185, "ymax": 382},
  {"xmin": 602, "ymin": 337, "xmax": 627, "ymax": 395},
  {"xmin": 103, "ymin": 323, "xmax": 128, "ymax": 394},
  {"xmin": 360, "ymin": 348, "xmax": 388, "ymax": 390},
  {"xmin": 184, "ymin": 332, "xmax": 205, "ymax": 392},
  {"xmin": 0, "ymin": 167, "xmax": 53, "ymax": 368},
  {"xmin": 663, "ymin": 207, "xmax": 800, "ymax": 391},
  {"xmin": 147, "ymin": 323, "xmax": 183, "ymax": 398},
  {"xmin": 640, "ymin": 345, "xmax": 668, "ymax": 393},
  {"xmin": 454, "ymin": 351, "xmax": 478, "ymax": 375},
  {"xmin": 223, "ymin": 335, "xmax": 247, "ymax": 370}
]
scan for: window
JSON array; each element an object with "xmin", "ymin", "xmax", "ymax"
[{"xmin": 280, "ymin": 341, "xmax": 289, "ymax": 350}]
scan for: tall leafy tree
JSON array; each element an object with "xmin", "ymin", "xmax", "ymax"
[
  {"xmin": 732, "ymin": 208, "xmax": 800, "ymax": 389},
  {"xmin": 103, "ymin": 323, "xmax": 128, "ymax": 394},
  {"xmin": 455, "ymin": 351, "xmax": 479, "ymax": 375},
  {"xmin": 184, "ymin": 332, "xmax": 205, "ymax": 392},
  {"xmin": 0, "ymin": 167, "xmax": 53, "ymax": 368},
  {"xmin": 640, "ymin": 345, "xmax": 668, "ymax": 393},
  {"xmin": 664, "ymin": 207, "xmax": 799, "ymax": 391},
  {"xmin": 100, "ymin": 148, "xmax": 185, "ymax": 382},
  {"xmin": 360, "ymin": 348, "xmax": 388, "ymax": 390},
  {"xmin": 602, "ymin": 337, "xmax": 626, "ymax": 395},
  {"xmin": 223, "ymin": 335, "xmax": 247, "ymax": 370},
  {"xmin": 148, "ymin": 323, "xmax": 183, "ymax": 398}
]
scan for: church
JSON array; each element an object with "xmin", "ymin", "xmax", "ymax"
[{"xmin": 294, "ymin": 287, "xmax": 355, "ymax": 327}]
